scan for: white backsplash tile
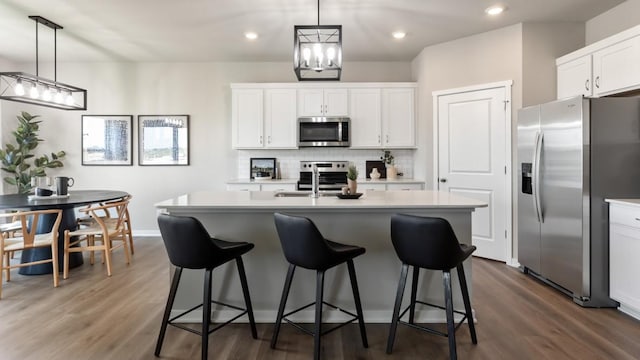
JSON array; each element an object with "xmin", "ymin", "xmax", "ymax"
[{"xmin": 237, "ymin": 149, "xmax": 414, "ymax": 179}]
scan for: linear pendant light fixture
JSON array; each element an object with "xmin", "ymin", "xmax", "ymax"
[
  {"xmin": 0, "ymin": 16, "xmax": 87, "ymax": 110},
  {"xmin": 293, "ymin": 0, "xmax": 342, "ymax": 81}
]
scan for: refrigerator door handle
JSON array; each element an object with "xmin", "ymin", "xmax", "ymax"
[{"xmin": 533, "ymin": 131, "xmax": 544, "ymax": 223}]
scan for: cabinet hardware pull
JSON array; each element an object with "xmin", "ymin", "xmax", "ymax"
[
  {"xmin": 386, "ymin": 135, "xmax": 389, "ymax": 143},
  {"xmin": 635, "ymin": 218, "xmax": 640, "ymax": 221},
  {"xmin": 595, "ymin": 76, "xmax": 600, "ymax": 88},
  {"xmin": 260, "ymin": 135, "xmax": 263, "ymax": 144},
  {"xmin": 378, "ymin": 135, "xmax": 381, "ymax": 144},
  {"xmin": 585, "ymin": 79, "xmax": 589, "ymax": 91}
]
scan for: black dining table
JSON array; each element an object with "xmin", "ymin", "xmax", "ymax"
[{"xmin": 0, "ymin": 190, "xmax": 129, "ymax": 275}]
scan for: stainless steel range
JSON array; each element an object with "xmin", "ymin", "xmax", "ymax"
[{"xmin": 297, "ymin": 161, "xmax": 349, "ymax": 191}]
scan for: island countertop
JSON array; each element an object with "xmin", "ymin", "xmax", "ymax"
[{"xmin": 155, "ymin": 190, "xmax": 487, "ymax": 211}]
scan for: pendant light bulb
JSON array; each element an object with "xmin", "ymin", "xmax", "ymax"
[
  {"xmin": 65, "ymin": 92, "xmax": 74, "ymax": 106},
  {"xmin": 54, "ymin": 89, "xmax": 64, "ymax": 103},
  {"xmin": 42, "ymin": 86, "xmax": 52, "ymax": 101},
  {"xmin": 14, "ymin": 79, "xmax": 25, "ymax": 96},
  {"xmin": 29, "ymin": 83, "xmax": 39, "ymax": 99},
  {"xmin": 327, "ymin": 47, "xmax": 336, "ymax": 66}
]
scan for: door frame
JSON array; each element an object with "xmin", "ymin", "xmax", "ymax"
[{"xmin": 432, "ymin": 80, "xmax": 515, "ymax": 265}]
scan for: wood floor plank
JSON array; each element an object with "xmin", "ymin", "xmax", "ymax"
[{"xmin": 0, "ymin": 238, "xmax": 639, "ymax": 359}]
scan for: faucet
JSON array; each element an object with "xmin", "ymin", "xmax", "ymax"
[{"xmin": 311, "ymin": 165, "xmax": 319, "ymax": 198}]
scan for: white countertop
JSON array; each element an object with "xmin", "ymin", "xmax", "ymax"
[
  {"xmin": 605, "ymin": 199, "xmax": 640, "ymax": 207},
  {"xmin": 155, "ymin": 190, "xmax": 487, "ymax": 211},
  {"xmin": 226, "ymin": 178, "xmax": 426, "ymax": 184}
]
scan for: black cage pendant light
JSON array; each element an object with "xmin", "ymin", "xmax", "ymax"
[
  {"xmin": 0, "ymin": 16, "xmax": 87, "ymax": 110},
  {"xmin": 293, "ymin": 0, "xmax": 342, "ymax": 81}
]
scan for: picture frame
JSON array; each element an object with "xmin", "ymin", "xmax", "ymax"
[
  {"xmin": 81, "ymin": 115, "xmax": 133, "ymax": 166},
  {"xmin": 138, "ymin": 115, "xmax": 189, "ymax": 166},
  {"xmin": 250, "ymin": 157, "xmax": 276, "ymax": 179}
]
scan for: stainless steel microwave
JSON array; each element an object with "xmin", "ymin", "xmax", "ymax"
[{"xmin": 297, "ymin": 117, "xmax": 350, "ymax": 147}]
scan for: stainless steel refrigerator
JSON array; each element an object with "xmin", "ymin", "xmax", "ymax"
[{"xmin": 517, "ymin": 95, "xmax": 640, "ymax": 307}]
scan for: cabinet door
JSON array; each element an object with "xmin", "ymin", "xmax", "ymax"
[
  {"xmin": 593, "ymin": 37, "xmax": 640, "ymax": 96},
  {"xmin": 226, "ymin": 184, "xmax": 261, "ymax": 191},
  {"xmin": 260, "ymin": 183, "xmax": 296, "ymax": 192},
  {"xmin": 387, "ymin": 183, "xmax": 424, "ymax": 191},
  {"xmin": 265, "ymin": 89, "xmax": 297, "ymax": 148},
  {"xmin": 609, "ymin": 223, "xmax": 640, "ymax": 313},
  {"xmin": 323, "ymin": 88, "xmax": 349, "ymax": 116},
  {"xmin": 232, "ymin": 89, "xmax": 264, "ymax": 149},
  {"xmin": 557, "ymin": 55, "xmax": 592, "ymax": 99},
  {"xmin": 382, "ymin": 88, "xmax": 416, "ymax": 148},
  {"xmin": 298, "ymin": 89, "xmax": 324, "ymax": 116},
  {"xmin": 359, "ymin": 183, "xmax": 386, "ymax": 191},
  {"xmin": 349, "ymin": 88, "xmax": 382, "ymax": 148}
]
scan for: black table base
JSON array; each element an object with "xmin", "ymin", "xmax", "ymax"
[{"xmin": 19, "ymin": 208, "xmax": 84, "ymax": 275}]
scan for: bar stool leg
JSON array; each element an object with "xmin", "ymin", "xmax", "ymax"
[
  {"xmin": 409, "ymin": 266, "xmax": 420, "ymax": 324},
  {"xmin": 443, "ymin": 270, "xmax": 457, "ymax": 360},
  {"xmin": 347, "ymin": 259, "xmax": 368, "ymax": 348},
  {"xmin": 236, "ymin": 257, "xmax": 258, "ymax": 339},
  {"xmin": 271, "ymin": 264, "xmax": 296, "ymax": 349},
  {"xmin": 202, "ymin": 269, "xmax": 213, "ymax": 360},
  {"xmin": 457, "ymin": 264, "xmax": 477, "ymax": 344},
  {"xmin": 386, "ymin": 263, "xmax": 409, "ymax": 354},
  {"xmin": 155, "ymin": 267, "xmax": 183, "ymax": 356},
  {"xmin": 314, "ymin": 270, "xmax": 325, "ymax": 360}
]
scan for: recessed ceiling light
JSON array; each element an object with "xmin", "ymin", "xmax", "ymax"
[
  {"xmin": 485, "ymin": 5, "xmax": 506, "ymax": 16},
  {"xmin": 392, "ymin": 31, "xmax": 406, "ymax": 39},
  {"xmin": 245, "ymin": 32, "xmax": 258, "ymax": 40}
]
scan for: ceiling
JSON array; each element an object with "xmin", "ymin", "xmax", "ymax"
[{"xmin": 0, "ymin": 0, "xmax": 625, "ymax": 64}]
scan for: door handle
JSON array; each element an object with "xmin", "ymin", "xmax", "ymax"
[
  {"xmin": 439, "ymin": 178, "xmax": 447, "ymax": 183},
  {"xmin": 533, "ymin": 131, "xmax": 544, "ymax": 223}
]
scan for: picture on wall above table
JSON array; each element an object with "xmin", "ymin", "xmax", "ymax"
[
  {"xmin": 138, "ymin": 115, "xmax": 189, "ymax": 166},
  {"xmin": 81, "ymin": 115, "xmax": 133, "ymax": 166}
]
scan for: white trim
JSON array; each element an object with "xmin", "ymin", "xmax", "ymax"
[
  {"xmin": 432, "ymin": 80, "xmax": 514, "ymax": 263},
  {"xmin": 231, "ymin": 82, "xmax": 418, "ymax": 90},
  {"xmin": 507, "ymin": 259, "xmax": 520, "ymax": 268}
]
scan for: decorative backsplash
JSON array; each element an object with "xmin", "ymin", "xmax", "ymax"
[{"xmin": 236, "ymin": 149, "xmax": 415, "ymax": 179}]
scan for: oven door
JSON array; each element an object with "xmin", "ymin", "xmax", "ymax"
[
  {"xmin": 297, "ymin": 117, "xmax": 350, "ymax": 147},
  {"xmin": 298, "ymin": 171, "xmax": 347, "ymax": 190}
]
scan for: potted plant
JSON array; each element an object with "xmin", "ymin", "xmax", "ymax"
[
  {"xmin": 381, "ymin": 149, "xmax": 398, "ymax": 179},
  {"xmin": 0, "ymin": 111, "xmax": 66, "ymax": 194},
  {"xmin": 347, "ymin": 165, "xmax": 358, "ymax": 194}
]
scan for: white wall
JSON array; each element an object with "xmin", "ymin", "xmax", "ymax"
[
  {"xmin": 0, "ymin": 60, "xmax": 411, "ymax": 232},
  {"xmin": 586, "ymin": 0, "xmax": 640, "ymax": 44}
]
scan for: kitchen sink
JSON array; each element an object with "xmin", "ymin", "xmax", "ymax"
[{"xmin": 274, "ymin": 191, "xmax": 339, "ymax": 197}]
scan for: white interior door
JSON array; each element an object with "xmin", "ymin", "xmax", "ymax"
[{"xmin": 435, "ymin": 84, "xmax": 511, "ymax": 261}]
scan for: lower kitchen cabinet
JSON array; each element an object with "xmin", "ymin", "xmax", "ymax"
[
  {"xmin": 607, "ymin": 200, "xmax": 640, "ymax": 320},
  {"xmin": 226, "ymin": 182, "xmax": 296, "ymax": 191}
]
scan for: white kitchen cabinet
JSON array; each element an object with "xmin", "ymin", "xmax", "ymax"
[
  {"xmin": 232, "ymin": 88, "xmax": 297, "ymax": 149},
  {"xmin": 298, "ymin": 88, "xmax": 348, "ymax": 116},
  {"xmin": 232, "ymin": 89, "xmax": 263, "ymax": 148},
  {"xmin": 608, "ymin": 201, "xmax": 640, "ymax": 320},
  {"xmin": 226, "ymin": 183, "xmax": 261, "ymax": 191},
  {"xmin": 265, "ymin": 89, "xmax": 297, "ymax": 148},
  {"xmin": 382, "ymin": 88, "xmax": 416, "ymax": 148},
  {"xmin": 557, "ymin": 55, "xmax": 592, "ymax": 99},
  {"xmin": 593, "ymin": 36, "xmax": 640, "ymax": 96},
  {"xmin": 260, "ymin": 183, "xmax": 297, "ymax": 192},
  {"xmin": 349, "ymin": 88, "xmax": 382, "ymax": 147},
  {"xmin": 359, "ymin": 183, "xmax": 386, "ymax": 192},
  {"xmin": 387, "ymin": 183, "xmax": 423, "ymax": 191}
]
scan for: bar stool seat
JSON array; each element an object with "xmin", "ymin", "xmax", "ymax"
[
  {"xmin": 155, "ymin": 214, "xmax": 257, "ymax": 360},
  {"xmin": 386, "ymin": 214, "xmax": 478, "ymax": 360},
  {"xmin": 271, "ymin": 212, "xmax": 368, "ymax": 360}
]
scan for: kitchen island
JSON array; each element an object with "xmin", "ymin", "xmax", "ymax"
[{"xmin": 155, "ymin": 190, "xmax": 486, "ymax": 323}]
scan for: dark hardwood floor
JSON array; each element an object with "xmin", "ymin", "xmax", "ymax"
[{"xmin": 0, "ymin": 237, "xmax": 638, "ymax": 359}]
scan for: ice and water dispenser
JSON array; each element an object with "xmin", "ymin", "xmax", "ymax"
[{"xmin": 521, "ymin": 163, "xmax": 532, "ymax": 194}]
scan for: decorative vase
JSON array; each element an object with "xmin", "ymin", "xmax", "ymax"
[
  {"xmin": 386, "ymin": 165, "xmax": 398, "ymax": 179},
  {"xmin": 347, "ymin": 179, "xmax": 358, "ymax": 194},
  {"xmin": 370, "ymin": 168, "xmax": 381, "ymax": 180}
]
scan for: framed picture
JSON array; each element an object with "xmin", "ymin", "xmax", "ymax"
[
  {"xmin": 81, "ymin": 115, "xmax": 133, "ymax": 166},
  {"xmin": 250, "ymin": 157, "xmax": 276, "ymax": 179},
  {"xmin": 138, "ymin": 115, "xmax": 189, "ymax": 166}
]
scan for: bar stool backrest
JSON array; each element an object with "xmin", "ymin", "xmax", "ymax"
[
  {"xmin": 274, "ymin": 212, "xmax": 334, "ymax": 270},
  {"xmin": 391, "ymin": 214, "xmax": 466, "ymax": 271},
  {"xmin": 157, "ymin": 214, "xmax": 223, "ymax": 270}
]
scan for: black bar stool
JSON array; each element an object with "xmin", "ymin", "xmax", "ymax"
[
  {"xmin": 386, "ymin": 214, "xmax": 477, "ymax": 360},
  {"xmin": 271, "ymin": 212, "xmax": 368, "ymax": 360},
  {"xmin": 155, "ymin": 214, "xmax": 257, "ymax": 360}
]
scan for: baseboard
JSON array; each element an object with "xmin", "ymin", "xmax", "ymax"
[
  {"xmin": 169, "ymin": 307, "xmax": 474, "ymax": 324},
  {"xmin": 507, "ymin": 258, "xmax": 520, "ymax": 268}
]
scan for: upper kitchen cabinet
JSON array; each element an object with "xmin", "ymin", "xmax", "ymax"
[
  {"xmin": 348, "ymin": 86, "xmax": 416, "ymax": 149},
  {"xmin": 592, "ymin": 36, "xmax": 640, "ymax": 97},
  {"xmin": 557, "ymin": 55, "xmax": 592, "ymax": 99},
  {"xmin": 298, "ymin": 88, "xmax": 348, "ymax": 116},
  {"xmin": 349, "ymin": 88, "xmax": 382, "ymax": 147},
  {"xmin": 231, "ymin": 87, "xmax": 297, "ymax": 149},
  {"xmin": 382, "ymin": 88, "xmax": 416, "ymax": 148},
  {"xmin": 232, "ymin": 88, "xmax": 264, "ymax": 148},
  {"xmin": 556, "ymin": 24, "xmax": 640, "ymax": 99}
]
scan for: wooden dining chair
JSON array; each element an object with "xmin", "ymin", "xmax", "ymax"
[
  {"xmin": 63, "ymin": 199, "xmax": 131, "ymax": 279},
  {"xmin": 76, "ymin": 194, "xmax": 134, "ymax": 255},
  {"xmin": 0, "ymin": 209, "xmax": 63, "ymax": 299},
  {"xmin": 0, "ymin": 214, "xmax": 23, "ymax": 260}
]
